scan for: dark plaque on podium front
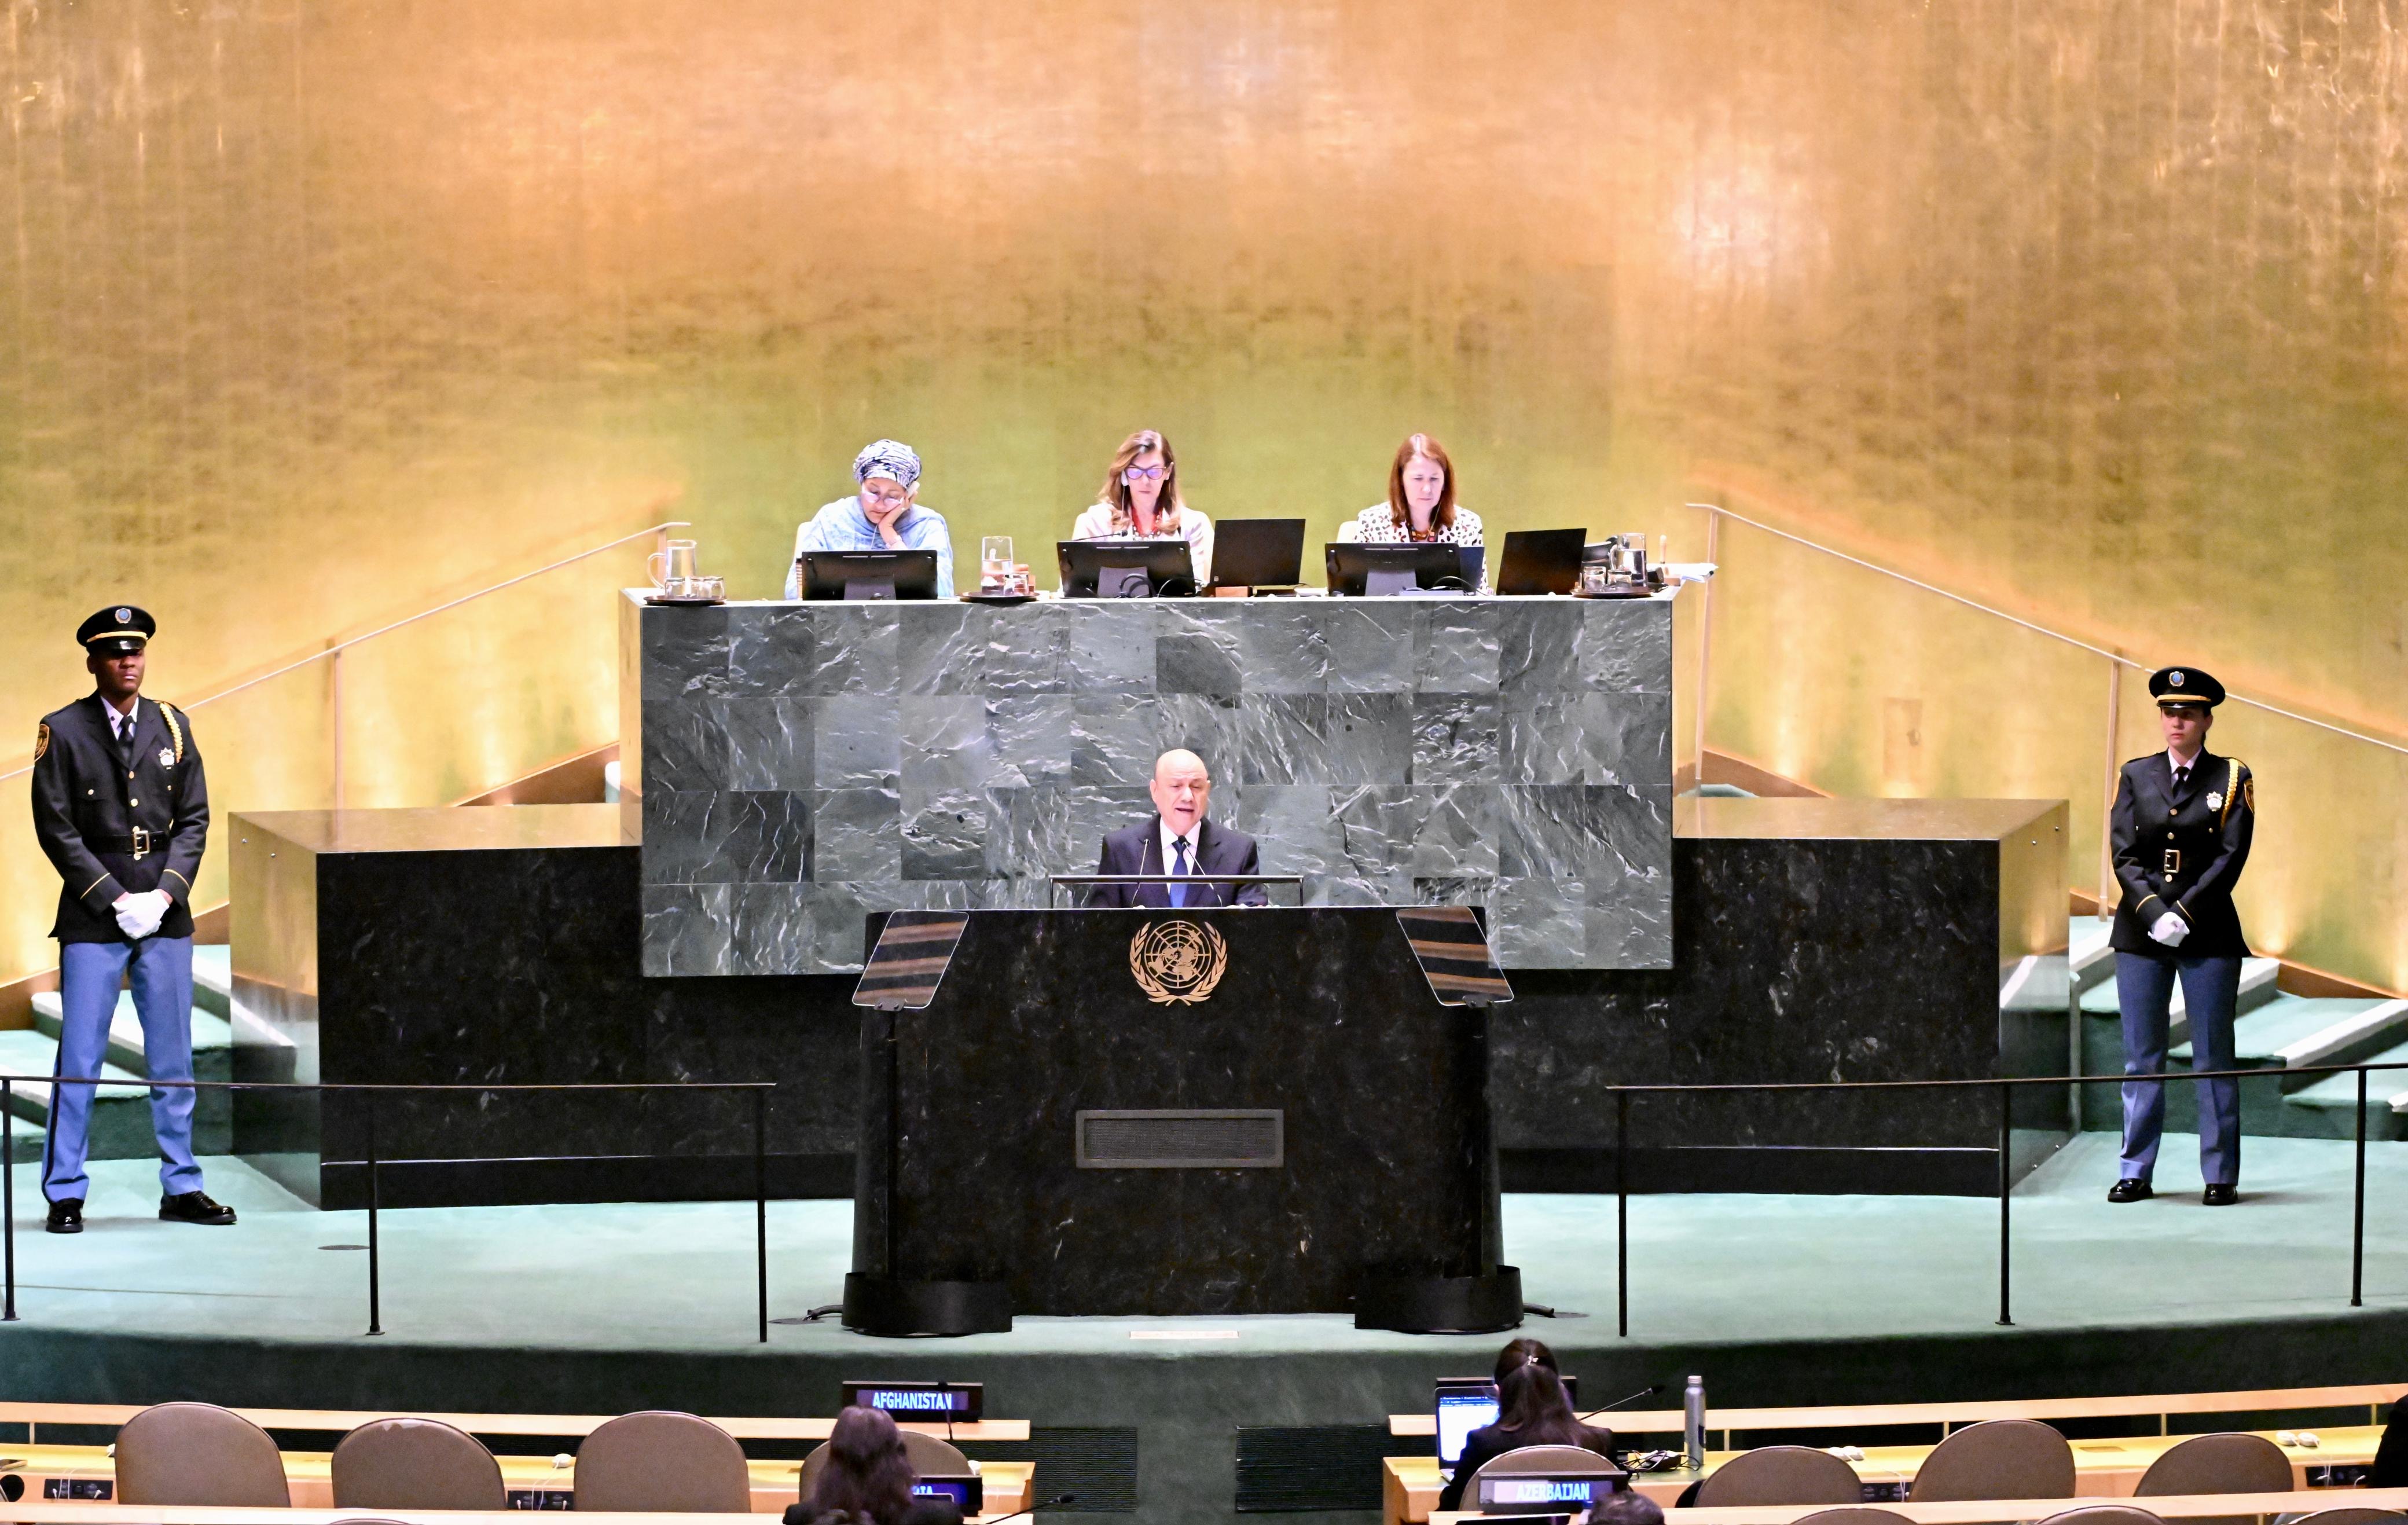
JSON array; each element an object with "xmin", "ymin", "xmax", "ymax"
[{"xmin": 842, "ymin": 906, "xmax": 1519, "ymax": 1335}]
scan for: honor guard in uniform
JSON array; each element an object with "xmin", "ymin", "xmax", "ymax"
[
  {"xmin": 2107, "ymin": 666, "xmax": 2255, "ymax": 1207},
  {"xmin": 28, "ymin": 607, "xmax": 235, "ymax": 1233}
]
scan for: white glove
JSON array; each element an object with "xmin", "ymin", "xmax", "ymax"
[
  {"xmin": 2149, "ymin": 910, "xmax": 2188, "ymax": 947},
  {"xmin": 112, "ymin": 889, "xmax": 170, "ymax": 940}
]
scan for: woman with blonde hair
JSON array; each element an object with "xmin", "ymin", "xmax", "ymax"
[
  {"xmin": 1339, "ymin": 432, "xmax": 1483, "ymax": 548},
  {"xmin": 1071, "ymin": 428, "xmax": 1214, "ymax": 586}
]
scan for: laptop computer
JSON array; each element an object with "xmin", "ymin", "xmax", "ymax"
[
  {"xmin": 1208, "ymin": 518, "xmax": 1306, "ymax": 589},
  {"xmin": 1436, "ymin": 1374, "xmax": 1581, "ymax": 1475},
  {"xmin": 1493, "ymin": 529, "xmax": 1588, "ymax": 596}
]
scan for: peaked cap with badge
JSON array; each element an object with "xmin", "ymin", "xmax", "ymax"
[
  {"xmin": 31, "ymin": 606, "xmax": 209, "ymax": 943},
  {"xmin": 2108, "ymin": 665, "xmax": 2253, "ymax": 959}
]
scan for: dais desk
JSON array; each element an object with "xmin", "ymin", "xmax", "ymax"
[
  {"xmin": 1382, "ymin": 1430, "xmax": 2383, "ymax": 1525},
  {"xmin": 625, "ymin": 591, "xmax": 1680, "ymax": 977},
  {"xmin": 0, "ymin": 1444, "xmax": 1035, "ymax": 1519}
]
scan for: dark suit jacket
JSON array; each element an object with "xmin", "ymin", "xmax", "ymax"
[
  {"xmin": 2372, "ymin": 1395, "xmax": 2407, "ymax": 1488},
  {"xmin": 2109, "ymin": 747, "xmax": 2254, "ymax": 959},
  {"xmin": 1088, "ymin": 814, "xmax": 1268, "ymax": 907},
  {"xmin": 30, "ymin": 693, "xmax": 210, "ymax": 943},
  {"xmin": 1437, "ymin": 1421, "xmax": 1617, "ymax": 1515},
  {"xmin": 784, "ymin": 1500, "xmax": 961, "ymax": 1525}
]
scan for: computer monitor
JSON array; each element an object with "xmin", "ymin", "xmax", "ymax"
[
  {"xmin": 1058, "ymin": 538, "xmax": 1197, "ymax": 597},
  {"xmin": 909, "ymin": 1476, "xmax": 985, "ymax": 1513},
  {"xmin": 839, "ymin": 1379, "xmax": 983, "ymax": 1423},
  {"xmin": 1493, "ymin": 529, "xmax": 1588, "ymax": 596},
  {"xmin": 797, "ymin": 549, "xmax": 941, "ymax": 602},
  {"xmin": 1324, "ymin": 542, "xmax": 1483, "ymax": 596},
  {"xmin": 1209, "ymin": 518, "xmax": 1306, "ymax": 589},
  {"xmin": 1436, "ymin": 1376, "xmax": 1580, "ymax": 1468}
]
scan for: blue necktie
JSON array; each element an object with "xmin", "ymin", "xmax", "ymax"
[{"xmin": 1170, "ymin": 837, "xmax": 1191, "ymax": 908}]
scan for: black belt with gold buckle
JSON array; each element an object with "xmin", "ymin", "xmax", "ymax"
[
  {"xmin": 130, "ymin": 826, "xmax": 152, "ymax": 861},
  {"xmin": 2161, "ymin": 846, "xmax": 2181, "ymax": 877}
]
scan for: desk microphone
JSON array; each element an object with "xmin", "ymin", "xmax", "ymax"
[
  {"xmin": 1577, "ymin": 1383, "xmax": 1663, "ymax": 1425},
  {"xmin": 984, "ymin": 1493, "xmax": 1077, "ymax": 1523}
]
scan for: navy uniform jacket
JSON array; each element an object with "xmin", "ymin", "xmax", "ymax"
[
  {"xmin": 2109, "ymin": 747, "xmax": 2252, "ymax": 959},
  {"xmin": 1088, "ymin": 815, "xmax": 1268, "ymax": 907},
  {"xmin": 30, "ymin": 694, "xmax": 210, "ymax": 943}
]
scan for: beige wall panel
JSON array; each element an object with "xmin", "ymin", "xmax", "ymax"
[{"xmin": 2, "ymin": 0, "xmax": 2401, "ymax": 988}]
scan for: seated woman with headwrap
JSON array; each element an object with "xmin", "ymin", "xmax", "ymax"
[
  {"xmin": 1070, "ymin": 428, "xmax": 1214, "ymax": 588},
  {"xmin": 784, "ymin": 439, "xmax": 957, "ymax": 598}
]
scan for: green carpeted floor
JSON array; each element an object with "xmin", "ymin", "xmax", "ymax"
[{"xmin": 3, "ymin": 1132, "xmax": 2404, "ymax": 1522}]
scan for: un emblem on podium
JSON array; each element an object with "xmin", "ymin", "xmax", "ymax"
[{"xmin": 1128, "ymin": 919, "xmax": 1229, "ymax": 1005}]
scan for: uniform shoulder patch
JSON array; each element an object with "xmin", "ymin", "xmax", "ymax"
[{"xmin": 34, "ymin": 721, "xmax": 48, "ymax": 762}]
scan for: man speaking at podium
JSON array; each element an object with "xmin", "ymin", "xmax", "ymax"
[{"xmin": 1088, "ymin": 749, "xmax": 1269, "ymax": 908}]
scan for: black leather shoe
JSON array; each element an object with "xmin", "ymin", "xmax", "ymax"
[
  {"xmin": 159, "ymin": 1191, "xmax": 236, "ymax": 1226},
  {"xmin": 2106, "ymin": 1178, "xmax": 2154, "ymax": 1203},
  {"xmin": 45, "ymin": 1198, "xmax": 83, "ymax": 1234},
  {"xmin": 2202, "ymin": 1183, "xmax": 2238, "ymax": 1207}
]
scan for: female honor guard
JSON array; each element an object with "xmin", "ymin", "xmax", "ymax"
[
  {"xmin": 2108, "ymin": 666, "xmax": 2255, "ymax": 1206},
  {"xmin": 28, "ymin": 607, "xmax": 234, "ymax": 1232}
]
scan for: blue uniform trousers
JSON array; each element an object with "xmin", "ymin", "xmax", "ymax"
[
  {"xmin": 2115, "ymin": 951, "xmax": 2241, "ymax": 1186},
  {"xmin": 44, "ymin": 936, "xmax": 202, "ymax": 1202}
]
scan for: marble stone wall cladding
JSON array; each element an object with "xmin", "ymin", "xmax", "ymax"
[
  {"xmin": 1492, "ymin": 833, "xmax": 2071, "ymax": 1188},
  {"xmin": 637, "ymin": 595, "xmax": 1676, "ymax": 974},
  {"xmin": 274, "ymin": 829, "xmax": 861, "ymax": 1207}
]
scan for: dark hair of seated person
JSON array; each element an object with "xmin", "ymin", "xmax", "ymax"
[
  {"xmin": 1590, "ymin": 1490, "xmax": 1665, "ymax": 1525},
  {"xmin": 1436, "ymin": 1345, "xmax": 1616, "ymax": 1515},
  {"xmin": 783, "ymin": 1407, "xmax": 962, "ymax": 1525},
  {"xmin": 2371, "ymin": 1392, "xmax": 2407, "ymax": 1488}
]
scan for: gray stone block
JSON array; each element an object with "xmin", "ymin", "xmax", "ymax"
[{"xmin": 637, "ymin": 596, "xmax": 1676, "ymax": 973}]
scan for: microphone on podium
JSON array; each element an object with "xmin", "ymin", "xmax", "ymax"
[{"xmin": 983, "ymin": 1493, "xmax": 1078, "ymax": 1523}]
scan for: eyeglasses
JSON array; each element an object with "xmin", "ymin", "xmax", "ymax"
[
  {"xmin": 862, "ymin": 485, "xmax": 912, "ymax": 505},
  {"xmin": 1122, "ymin": 465, "xmax": 1168, "ymax": 482}
]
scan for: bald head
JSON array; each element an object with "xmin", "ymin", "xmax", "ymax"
[{"xmin": 1151, "ymin": 749, "xmax": 1213, "ymax": 837}]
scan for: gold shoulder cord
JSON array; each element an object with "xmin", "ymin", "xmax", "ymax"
[
  {"xmin": 2221, "ymin": 758, "xmax": 2240, "ymax": 826},
  {"xmin": 163, "ymin": 703, "xmax": 185, "ymax": 765}
]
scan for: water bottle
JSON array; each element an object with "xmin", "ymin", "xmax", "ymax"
[{"xmin": 1684, "ymin": 1374, "xmax": 1706, "ymax": 1470}]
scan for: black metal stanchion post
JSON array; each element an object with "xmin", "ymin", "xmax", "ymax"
[
  {"xmin": 365, "ymin": 1092, "xmax": 383, "ymax": 1336},
  {"xmin": 1616, "ymin": 1088, "xmax": 1629, "ymax": 1339},
  {"xmin": 2353, "ymin": 1066, "xmax": 2368, "ymax": 1308},
  {"xmin": 1996, "ymin": 1080, "xmax": 2013, "ymax": 1327},
  {"xmin": 754, "ymin": 1086, "xmax": 769, "ymax": 1344},
  {"xmin": 3, "ymin": 1076, "xmax": 16, "ymax": 1321}
]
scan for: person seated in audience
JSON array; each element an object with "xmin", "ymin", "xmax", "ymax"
[
  {"xmin": 2372, "ymin": 1390, "xmax": 2407, "ymax": 1487},
  {"xmin": 1070, "ymin": 428, "xmax": 1214, "ymax": 586},
  {"xmin": 1437, "ymin": 1337, "xmax": 1616, "ymax": 1514},
  {"xmin": 784, "ymin": 1406, "xmax": 961, "ymax": 1525},
  {"xmin": 1337, "ymin": 432, "xmax": 1484, "ymax": 548},
  {"xmin": 1590, "ymin": 1490, "xmax": 1665, "ymax": 1525},
  {"xmin": 784, "ymin": 439, "xmax": 956, "ymax": 598}
]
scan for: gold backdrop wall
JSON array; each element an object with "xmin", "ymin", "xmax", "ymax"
[{"xmin": 3, "ymin": 0, "xmax": 2404, "ymax": 988}]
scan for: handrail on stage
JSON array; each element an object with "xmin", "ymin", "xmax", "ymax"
[
  {"xmin": 0, "ymin": 1073, "xmax": 763, "ymax": 1341},
  {"xmin": 1685, "ymin": 501, "xmax": 2408, "ymax": 758},
  {"xmin": 0, "ymin": 519, "xmax": 690, "ymax": 785}
]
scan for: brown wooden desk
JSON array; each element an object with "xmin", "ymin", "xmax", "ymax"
[
  {"xmin": 1383, "ymin": 1428, "xmax": 2383, "ymax": 1525},
  {"xmin": 0, "ymin": 1443, "xmax": 1036, "ymax": 1520},
  {"xmin": 1426, "ymin": 1486, "xmax": 2408, "ymax": 1525}
]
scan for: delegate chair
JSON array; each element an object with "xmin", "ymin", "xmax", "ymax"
[
  {"xmin": 1463, "ymin": 1443, "xmax": 1624, "ymax": 1496},
  {"xmin": 2134, "ymin": 1432, "xmax": 2296, "ymax": 1497},
  {"xmin": 1907, "ymin": 1418, "xmax": 2077, "ymax": 1502},
  {"xmin": 573, "ymin": 1410, "xmax": 751, "ymax": 1513},
  {"xmin": 799, "ymin": 1431, "xmax": 972, "ymax": 1494},
  {"xmin": 114, "ymin": 1401, "xmax": 291, "ymax": 1508},
  {"xmin": 332, "ymin": 1417, "xmax": 507, "ymax": 1511},
  {"xmin": 2035, "ymin": 1508, "xmax": 2167, "ymax": 1525},
  {"xmin": 1793, "ymin": 1511, "xmax": 1916, "ymax": 1525},
  {"xmin": 1692, "ymin": 1446, "xmax": 1863, "ymax": 1508},
  {"xmin": 2290, "ymin": 1511, "xmax": 2407, "ymax": 1525}
]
